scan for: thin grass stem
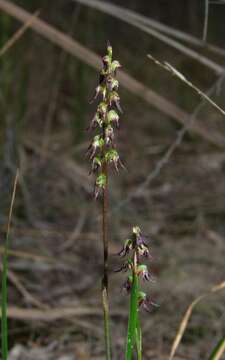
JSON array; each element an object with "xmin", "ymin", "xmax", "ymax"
[
  {"xmin": 1, "ymin": 170, "xmax": 19, "ymax": 360},
  {"xmin": 102, "ymin": 161, "xmax": 111, "ymax": 360},
  {"xmin": 209, "ymin": 335, "xmax": 225, "ymax": 360}
]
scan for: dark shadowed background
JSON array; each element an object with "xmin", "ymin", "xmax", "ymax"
[{"xmin": 0, "ymin": 1, "xmax": 225, "ymax": 359}]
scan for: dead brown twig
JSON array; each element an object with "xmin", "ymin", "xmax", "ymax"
[
  {"xmin": 0, "ymin": 305, "xmax": 124, "ymax": 322},
  {"xmin": 148, "ymin": 54, "xmax": 225, "ymax": 118},
  {"xmin": 6, "ymin": 269, "xmax": 48, "ymax": 310},
  {"xmin": 0, "ymin": 306, "xmax": 101, "ymax": 321}
]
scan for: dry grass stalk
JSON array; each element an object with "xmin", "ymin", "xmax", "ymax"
[
  {"xmin": 148, "ymin": 54, "xmax": 225, "ymax": 118},
  {"xmin": 73, "ymin": 0, "xmax": 225, "ymax": 74},
  {"xmin": 0, "ymin": 10, "xmax": 40, "ymax": 57},
  {"xmin": 169, "ymin": 281, "xmax": 225, "ymax": 360}
]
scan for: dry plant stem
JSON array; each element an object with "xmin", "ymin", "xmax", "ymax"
[
  {"xmin": 102, "ymin": 148, "xmax": 109, "ymax": 289},
  {"xmin": 0, "ymin": 10, "xmax": 40, "ymax": 58},
  {"xmin": 169, "ymin": 280, "xmax": 225, "ymax": 360},
  {"xmin": 203, "ymin": 0, "xmax": 209, "ymax": 42},
  {"xmin": 148, "ymin": 54, "xmax": 225, "ymax": 117}
]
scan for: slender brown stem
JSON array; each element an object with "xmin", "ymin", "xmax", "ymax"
[
  {"xmin": 101, "ymin": 126, "xmax": 112, "ymax": 360},
  {"xmin": 102, "ymin": 161, "xmax": 109, "ymax": 289}
]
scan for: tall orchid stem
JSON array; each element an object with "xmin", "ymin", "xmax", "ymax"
[
  {"xmin": 88, "ymin": 43, "xmax": 121, "ymax": 359},
  {"xmin": 101, "ymin": 130, "xmax": 112, "ymax": 360}
]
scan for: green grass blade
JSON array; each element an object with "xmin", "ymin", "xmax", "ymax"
[
  {"xmin": 1, "ymin": 171, "xmax": 19, "ymax": 360},
  {"xmin": 1, "ymin": 238, "xmax": 9, "ymax": 360},
  {"xmin": 209, "ymin": 335, "xmax": 225, "ymax": 360},
  {"xmin": 125, "ymin": 272, "xmax": 139, "ymax": 360}
]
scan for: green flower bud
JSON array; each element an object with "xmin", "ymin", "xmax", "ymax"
[
  {"xmin": 96, "ymin": 173, "xmax": 107, "ymax": 188},
  {"xmin": 102, "ymin": 55, "xmax": 111, "ymax": 66},
  {"xmin": 107, "ymin": 42, "xmax": 113, "ymax": 60},
  {"xmin": 93, "ymin": 135, "xmax": 104, "ymax": 148},
  {"xmin": 94, "ymin": 173, "xmax": 107, "ymax": 199},
  {"xmin": 138, "ymin": 291, "xmax": 147, "ymax": 301},
  {"xmin": 105, "ymin": 149, "xmax": 124, "ymax": 171},
  {"xmin": 109, "ymin": 91, "xmax": 122, "ymax": 113},
  {"xmin": 133, "ymin": 226, "xmax": 141, "ymax": 236},
  {"xmin": 137, "ymin": 264, "xmax": 150, "ymax": 281},
  {"xmin": 105, "ymin": 149, "xmax": 119, "ymax": 164},
  {"xmin": 107, "ymin": 110, "xmax": 119, "ymax": 127},
  {"xmin": 97, "ymin": 102, "xmax": 108, "ymax": 116}
]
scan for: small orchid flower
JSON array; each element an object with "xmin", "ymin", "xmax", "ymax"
[
  {"xmin": 132, "ymin": 226, "xmax": 151, "ymax": 258},
  {"xmin": 111, "ymin": 60, "xmax": 122, "ymax": 73},
  {"xmin": 97, "ymin": 101, "xmax": 108, "ymax": 117},
  {"xmin": 87, "ymin": 135, "xmax": 104, "ymax": 159},
  {"xmin": 137, "ymin": 264, "xmax": 151, "ymax": 281},
  {"xmin": 109, "ymin": 91, "xmax": 122, "ymax": 113},
  {"xmin": 138, "ymin": 291, "xmax": 158, "ymax": 312},
  {"xmin": 105, "ymin": 149, "xmax": 123, "ymax": 172},
  {"xmin": 91, "ymin": 156, "xmax": 102, "ymax": 173},
  {"xmin": 105, "ymin": 125, "xmax": 114, "ymax": 146},
  {"xmin": 114, "ymin": 259, "xmax": 132, "ymax": 273},
  {"xmin": 107, "ymin": 110, "xmax": 120, "ymax": 128},
  {"xmin": 94, "ymin": 173, "xmax": 106, "ymax": 199},
  {"xmin": 123, "ymin": 275, "xmax": 133, "ymax": 293},
  {"xmin": 90, "ymin": 84, "xmax": 107, "ymax": 103},
  {"xmin": 107, "ymin": 76, "xmax": 119, "ymax": 92},
  {"xmin": 88, "ymin": 113, "xmax": 103, "ymax": 130},
  {"xmin": 118, "ymin": 239, "xmax": 133, "ymax": 257},
  {"xmin": 102, "ymin": 55, "xmax": 111, "ymax": 70}
]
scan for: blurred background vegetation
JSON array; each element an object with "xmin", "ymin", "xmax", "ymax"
[{"xmin": 0, "ymin": 1, "xmax": 225, "ymax": 359}]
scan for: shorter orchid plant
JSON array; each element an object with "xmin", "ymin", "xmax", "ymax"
[{"xmin": 117, "ymin": 226, "xmax": 156, "ymax": 360}]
